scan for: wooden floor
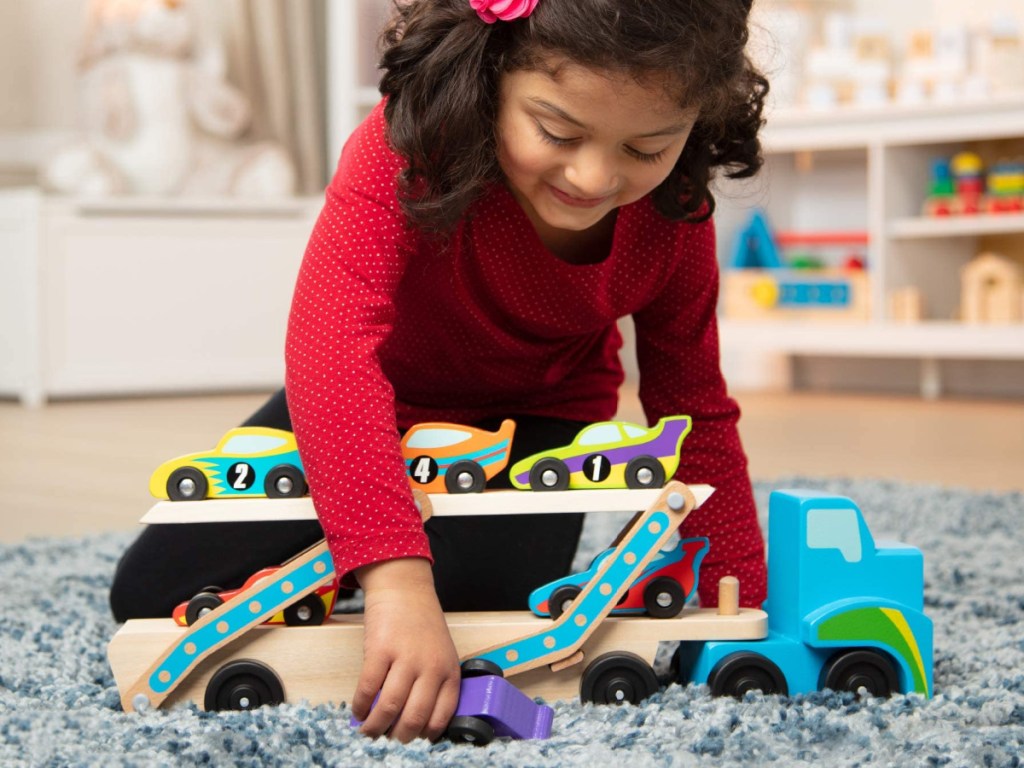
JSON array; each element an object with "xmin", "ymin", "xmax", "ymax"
[{"xmin": 1, "ymin": 389, "xmax": 1022, "ymax": 544}]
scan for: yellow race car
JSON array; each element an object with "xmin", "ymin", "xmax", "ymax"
[{"xmin": 150, "ymin": 427, "xmax": 307, "ymax": 501}]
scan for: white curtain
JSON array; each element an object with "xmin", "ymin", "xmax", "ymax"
[{"xmin": 209, "ymin": 0, "xmax": 328, "ymax": 194}]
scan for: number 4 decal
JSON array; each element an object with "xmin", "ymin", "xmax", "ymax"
[{"xmin": 410, "ymin": 456, "xmax": 438, "ymax": 485}]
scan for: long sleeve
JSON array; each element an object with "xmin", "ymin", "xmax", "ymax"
[
  {"xmin": 632, "ymin": 218, "xmax": 767, "ymax": 608},
  {"xmin": 285, "ymin": 105, "xmax": 432, "ymax": 584}
]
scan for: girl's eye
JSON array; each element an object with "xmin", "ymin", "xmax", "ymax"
[
  {"xmin": 626, "ymin": 146, "xmax": 668, "ymax": 165},
  {"xmin": 535, "ymin": 123, "xmax": 577, "ymax": 146},
  {"xmin": 535, "ymin": 121, "xmax": 668, "ymax": 164}
]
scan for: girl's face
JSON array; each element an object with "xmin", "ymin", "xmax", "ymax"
[{"xmin": 496, "ymin": 59, "xmax": 696, "ymax": 242}]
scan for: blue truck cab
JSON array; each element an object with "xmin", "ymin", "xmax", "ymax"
[{"xmin": 677, "ymin": 489, "xmax": 933, "ymax": 698}]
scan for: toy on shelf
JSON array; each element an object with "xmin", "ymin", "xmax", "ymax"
[
  {"xmin": 724, "ymin": 211, "xmax": 870, "ymax": 322},
  {"xmin": 508, "ymin": 416, "xmax": 691, "ymax": 491},
  {"xmin": 676, "ymin": 489, "xmax": 933, "ymax": 698},
  {"xmin": 888, "ymin": 286, "xmax": 925, "ymax": 323},
  {"xmin": 171, "ymin": 566, "xmax": 340, "ymax": 628},
  {"xmin": 401, "ymin": 420, "xmax": 516, "ymax": 493},
  {"xmin": 149, "ymin": 427, "xmax": 307, "ymax": 501},
  {"xmin": 986, "ymin": 160, "xmax": 1024, "ymax": 213},
  {"xmin": 353, "ymin": 660, "xmax": 553, "ymax": 746},
  {"xmin": 924, "ymin": 153, "xmax": 1024, "ymax": 216},
  {"xmin": 529, "ymin": 536, "xmax": 709, "ymax": 620},
  {"xmin": 960, "ymin": 252, "xmax": 1024, "ymax": 324}
]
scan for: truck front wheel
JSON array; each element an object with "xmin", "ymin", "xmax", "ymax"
[
  {"xmin": 821, "ymin": 650, "xmax": 899, "ymax": 697},
  {"xmin": 708, "ymin": 652, "xmax": 788, "ymax": 697}
]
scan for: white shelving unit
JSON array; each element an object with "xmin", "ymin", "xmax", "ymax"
[
  {"xmin": 716, "ymin": 95, "xmax": 1024, "ymax": 396},
  {"xmin": 0, "ymin": 189, "xmax": 321, "ymax": 407}
]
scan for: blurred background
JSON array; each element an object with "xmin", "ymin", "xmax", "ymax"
[{"xmin": 0, "ymin": 0, "xmax": 1022, "ymax": 542}]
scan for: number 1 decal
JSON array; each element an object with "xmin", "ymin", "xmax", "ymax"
[{"xmin": 582, "ymin": 454, "xmax": 611, "ymax": 483}]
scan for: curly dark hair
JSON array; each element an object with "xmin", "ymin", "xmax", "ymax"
[{"xmin": 379, "ymin": 0, "xmax": 767, "ymax": 232}]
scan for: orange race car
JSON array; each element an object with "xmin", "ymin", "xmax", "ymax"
[{"xmin": 401, "ymin": 419, "xmax": 516, "ymax": 493}]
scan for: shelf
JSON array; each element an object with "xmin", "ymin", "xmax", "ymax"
[
  {"xmin": 763, "ymin": 93, "xmax": 1024, "ymax": 153},
  {"xmin": 719, "ymin": 320, "xmax": 1024, "ymax": 360},
  {"xmin": 889, "ymin": 214, "xmax": 1024, "ymax": 239}
]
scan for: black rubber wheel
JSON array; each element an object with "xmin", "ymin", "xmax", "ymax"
[
  {"xmin": 264, "ymin": 465, "xmax": 307, "ymax": 498},
  {"xmin": 529, "ymin": 458, "xmax": 570, "ymax": 491},
  {"xmin": 708, "ymin": 652, "xmax": 789, "ymax": 697},
  {"xmin": 624, "ymin": 456, "xmax": 665, "ymax": 489},
  {"xmin": 460, "ymin": 658, "xmax": 504, "ymax": 679},
  {"xmin": 821, "ymin": 650, "xmax": 899, "ymax": 698},
  {"xmin": 167, "ymin": 467, "xmax": 208, "ymax": 501},
  {"xmin": 548, "ymin": 585, "xmax": 582, "ymax": 620},
  {"xmin": 642, "ymin": 577, "xmax": 686, "ymax": 618},
  {"xmin": 204, "ymin": 660, "xmax": 285, "ymax": 711},
  {"xmin": 185, "ymin": 591, "xmax": 225, "ymax": 625},
  {"xmin": 446, "ymin": 715, "xmax": 494, "ymax": 746},
  {"xmin": 580, "ymin": 652, "xmax": 660, "ymax": 705},
  {"xmin": 283, "ymin": 593, "xmax": 326, "ymax": 626},
  {"xmin": 444, "ymin": 460, "xmax": 487, "ymax": 494}
]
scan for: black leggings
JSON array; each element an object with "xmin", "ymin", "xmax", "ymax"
[{"xmin": 109, "ymin": 389, "xmax": 586, "ymax": 620}]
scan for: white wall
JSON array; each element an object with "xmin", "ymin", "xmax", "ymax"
[{"xmin": 0, "ymin": 0, "xmax": 85, "ymax": 134}]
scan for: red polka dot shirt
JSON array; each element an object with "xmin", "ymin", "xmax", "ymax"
[{"xmin": 285, "ymin": 103, "xmax": 767, "ymax": 608}]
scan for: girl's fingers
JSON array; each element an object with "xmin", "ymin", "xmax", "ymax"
[
  {"xmin": 358, "ymin": 666, "xmax": 415, "ymax": 738},
  {"xmin": 424, "ymin": 673, "xmax": 462, "ymax": 742},
  {"xmin": 350, "ymin": 654, "xmax": 392, "ymax": 723}
]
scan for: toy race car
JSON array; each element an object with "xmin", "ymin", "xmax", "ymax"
[
  {"xmin": 401, "ymin": 420, "xmax": 516, "ymax": 493},
  {"xmin": 529, "ymin": 536, "xmax": 709, "ymax": 619},
  {"xmin": 352, "ymin": 659, "xmax": 552, "ymax": 746},
  {"xmin": 509, "ymin": 416, "xmax": 691, "ymax": 491},
  {"xmin": 172, "ymin": 566, "xmax": 340, "ymax": 627},
  {"xmin": 150, "ymin": 427, "xmax": 307, "ymax": 501}
]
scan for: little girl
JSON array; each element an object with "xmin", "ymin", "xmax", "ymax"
[{"xmin": 111, "ymin": 0, "xmax": 769, "ymax": 743}]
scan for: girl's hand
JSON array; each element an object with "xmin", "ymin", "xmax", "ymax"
[{"xmin": 351, "ymin": 558, "xmax": 462, "ymax": 742}]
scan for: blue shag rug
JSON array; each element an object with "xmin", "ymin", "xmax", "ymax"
[{"xmin": 1, "ymin": 478, "xmax": 1022, "ymax": 767}]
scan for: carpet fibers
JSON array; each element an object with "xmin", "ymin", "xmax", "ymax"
[{"xmin": 1, "ymin": 478, "xmax": 1022, "ymax": 767}]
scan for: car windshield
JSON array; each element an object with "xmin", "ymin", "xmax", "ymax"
[
  {"xmin": 577, "ymin": 424, "xmax": 623, "ymax": 446},
  {"xmin": 221, "ymin": 434, "xmax": 288, "ymax": 454},
  {"xmin": 405, "ymin": 428, "xmax": 472, "ymax": 450},
  {"xmin": 623, "ymin": 424, "xmax": 646, "ymax": 438}
]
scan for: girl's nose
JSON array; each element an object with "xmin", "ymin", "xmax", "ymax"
[{"xmin": 564, "ymin": 150, "xmax": 618, "ymax": 198}]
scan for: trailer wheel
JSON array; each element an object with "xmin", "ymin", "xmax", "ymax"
[
  {"xmin": 642, "ymin": 577, "xmax": 685, "ymax": 618},
  {"xmin": 708, "ymin": 652, "xmax": 788, "ymax": 697},
  {"xmin": 283, "ymin": 593, "xmax": 326, "ymax": 626},
  {"xmin": 445, "ymin": 460, "xmax": 487, "ymax": 493},
  {"xmin": 446, "ymin": 715, "xmax": 494, "ymax": 746},
  {"xmin": 205, "ymin": 660, "xmax": 284, "ymax": 711},
  {"xmin": 580, "ymin": 652, "xmax": 659, "ymax": 705},
  {"xmin": 821, "ymin": 650, "xmax": 899, "ymax": 697}
]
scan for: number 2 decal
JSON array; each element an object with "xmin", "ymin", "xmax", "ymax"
[{"xmin": 228, "ymin": 462, "xmax": 255, "ymax": 490}]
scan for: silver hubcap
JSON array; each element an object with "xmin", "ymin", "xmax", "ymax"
[
  {"xmin": 276, "ymin": 476, "xmax": 294, "ymax": 494},
  {"xmin": 636, "ymin": 467, "xmax": 654, "ymax": 486},
  {"xmin": 456, "ymin": 472, "xmax": 474, "ymax": 490},
  {"xmin": 541, "ymin": 469, "xmax": 559, "ymax": 487},
  {"xmin": 656, "ymin": 591, "xmax": 673, "ymax": 608},
  {"xmin": 295, "ymin": 605, "xmax": 312, "ymax": 622},
  {"xmin": 178, "ymin": 478, "xmax": 197, "ymax": 497}
]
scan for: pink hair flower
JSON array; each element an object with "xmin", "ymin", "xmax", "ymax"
[{"xmin": 470, "ymin": 0, "xmax": 539, "ymax": 24}]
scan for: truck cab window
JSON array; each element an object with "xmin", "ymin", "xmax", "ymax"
[{"xmin": 806, "ymin": 507, "xmax": 862, "ymax": 563}]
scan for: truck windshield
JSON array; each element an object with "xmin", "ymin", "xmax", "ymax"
[{"xmin": 806, "ymin": 507, "xmax": 862, "ymax": 563}]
